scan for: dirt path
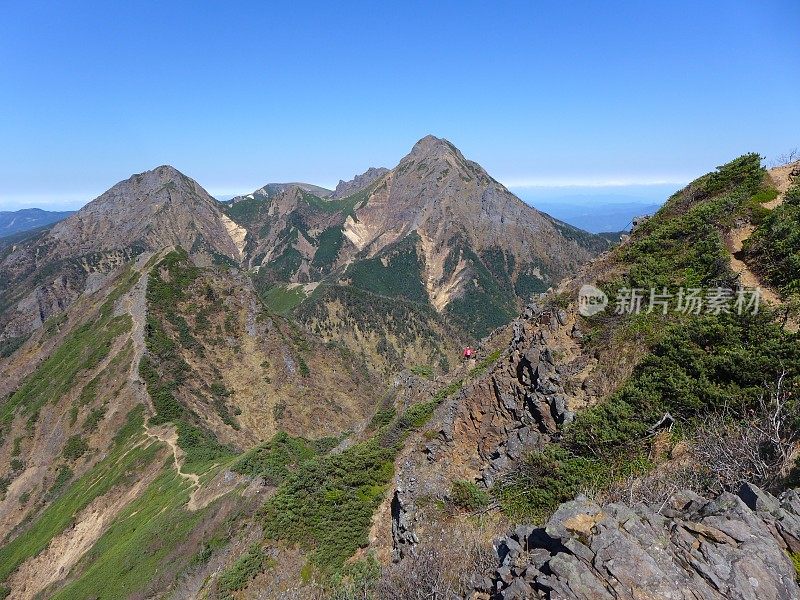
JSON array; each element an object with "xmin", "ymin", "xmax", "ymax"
[
  {"xmin": 726, "ymin": 224, "xmax": 782, "ymax": 306},
  {"xmin": 726, "ymin": 162, "xmax": 798, "ymax": 330}
]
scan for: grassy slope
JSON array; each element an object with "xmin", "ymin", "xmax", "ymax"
[
  {"xmin": 261, "ymin": 284, "xmax": 307, "ymax": 315},
  {"xmin": 0, "ymin": 299, "xmax": 132, "ymax": 427},
  {"xmin": 0, "ymin": 407, "xmax": 157, "ymax": 583},
  {"xmin": 51, "ymin": 466, "xmax": 202, "ymax": 599}
]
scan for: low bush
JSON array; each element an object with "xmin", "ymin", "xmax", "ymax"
[
  {"xmin": 62, "ymin": 435, "xmax": 88, "ymax": 461},
  {"xmin": 262, "ymin": 439, "xmax": 395, "ymax": 571},
  {"xmin": 746, "ymin": 183, "xmax": 800, "ymax": 294},
  {"xmin": 450, "ymin": 480, "xmax": 490, "ymax": 511},
  {"xmin": 217, "ymin": 544, "xmax": 274, "ymax": 598},
  {"xmin": 232, "ymin": 432, "xmax": 317, "ymax": 485},
  {"xmin": 410, "ymin": 364, "xmax": 434, "ymax": 379}
]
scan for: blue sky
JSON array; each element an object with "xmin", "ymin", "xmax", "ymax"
[{"xmin": 1, "ymin": 0, "xmax": 798, "ymax": 210}]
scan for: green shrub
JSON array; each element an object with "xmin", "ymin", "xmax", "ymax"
[
  {"xmin": 217, "ymin": 544, "xmax": 274, "ymax": 597},
  {"xmin": 347, "ymin": 234, "xmax": 429, "ymax": 305},
  {"xmin": 232, "ymin": 432, "xmax": 317, "ymax": 485},
  {"xmin": 312, "ymin": 226, "xmax": 345, "ymax": 273},
  {"xmin": 62, "ymin": 435, "xmax": 88, "ymax": 460},
  {"xmin": 790, "ymin": 551, "xmax": 800, "ymax": 582},
  {"xmin": 369, "ymin": 407, "xmax": 396, "ymax": 430},
  {"xmin": 495, "ymin": 446, "xmax": 609, "ymax": 521},
  {"xmin": 262, "ymin": 439, "xmax": 395, "ymax": 572},
  {"xmin": 46, "ymin": 465, "xmax": 73, "ymax": 500},
  {"xmin": 323, "ymin": 554, "xmax": 381, "ymax": 598},
  {"xmin": 77, "ymin": 376, "xmax": 100, "ymax": 406},
  {"xmin": 83, "ymin": 406, "xmax": 106, "ymax": 432},
  {"xmin": 190, "ymin": 536, "xmax": 226, "ymax": 565},
  {"xmin": 567, "ymin": 310, "xmax": 800, "ymax": 457},
  {"xmin": 746, "ymin": 183, "xmax": 800, "ymax": 294},
  {"xmin": 410, "ymin": 364, "xmax": 434, "ymax": 379},
  {"xmin": 175, "ymin": 422, "xmax": 233, "ymax": 469},
  {"xmin": 298, "ymin": 356, "xmax": 310, "ymax": 377},
  {"xmin": 468, "ymin": 349, "xmax": 502, "ymax": 378},
  {"xmin": 0, "ymin": 335, "xmax": 28, "ymax": 358},
  {"xmin": 450, "ymin": 480, "xmax": 490, "ymax": 511}
]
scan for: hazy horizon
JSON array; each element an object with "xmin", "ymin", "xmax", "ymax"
[{"xmin": 0, "ymin": 177, "xmax": 679, "ymax": 215}]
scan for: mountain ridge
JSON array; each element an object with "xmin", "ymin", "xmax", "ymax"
[
  {"xmin": 0, "ymin": 208, "xmax": 75, "ymax": 237},
  {"xmin": 226, "ymin": 135, "xmax": 608, "ymax": 346}
]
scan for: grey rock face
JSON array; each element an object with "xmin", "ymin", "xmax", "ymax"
[
  {"xmin": 389, "ymin": 304, "xmax": 587, "ymax": 561},
  {"xmin": 482, "ymin": 485, "xmax": 800, "ymax": 599}
]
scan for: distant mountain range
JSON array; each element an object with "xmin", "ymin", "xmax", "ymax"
[
  {"xmin": 0, "ymin": 208, "xmax": 74, "ymax": 237},
  {"xmin": 0, "ymin": 136, "xmax": 610, "ymax": 377}
]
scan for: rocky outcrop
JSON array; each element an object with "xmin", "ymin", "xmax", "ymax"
[
  {"xmin": 387, "ymin": 302, "xmax": 595, "ymax": 560},
  {"xmin": 482, "ymin": 484, "xmax": 800, "ymax": 599},
  {"xmin": 330, "ymin": 167, "xmax": 389, "ymax": 200},
  {"xmin": 424, "ymin": 301, "xmax": 591, "ymax": 488}
]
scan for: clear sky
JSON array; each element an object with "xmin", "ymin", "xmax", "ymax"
[{"xmin": 1, "ymin": 0, "xmax": 798, "ymax": 210}]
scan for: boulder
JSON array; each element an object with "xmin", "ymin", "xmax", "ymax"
[{"xmin": 481, "ymin": 487, "xmax": 800, "ymax": 599}]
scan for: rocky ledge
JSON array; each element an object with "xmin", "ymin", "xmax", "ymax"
[{"xmin": 480, "ymin": 483, "xmax": 800, "ymax": 599}]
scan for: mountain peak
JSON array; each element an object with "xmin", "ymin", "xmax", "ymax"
[
  {"xmin": 45, "ymin": 164, "xmax": 244, "ymax": 261},
  {"xmin": 407, "ymin": 134, "xmax": 460, "ymax": 159},
  {"xmin": 127, "ymin": 164, "xmax": 192, "ymax": 189}
]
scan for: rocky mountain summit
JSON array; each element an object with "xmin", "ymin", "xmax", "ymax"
[
  {"xmin": 227, "ymin": 135, "xmax": 608, "ymax": 354},
  {"xmin": 483, "ymin": 484, "xmax": 800, "ymax": 599},
  {"xmin": 48, "ymin": 165, "xmax": 245, "ymax": 259},
  {"xmin": 330, "ymin": 167, "xmax": 390, "ymax": 200},
  {"xmin": 0, "ymin": 165, "xmax": 246, "ymax": 342}
]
